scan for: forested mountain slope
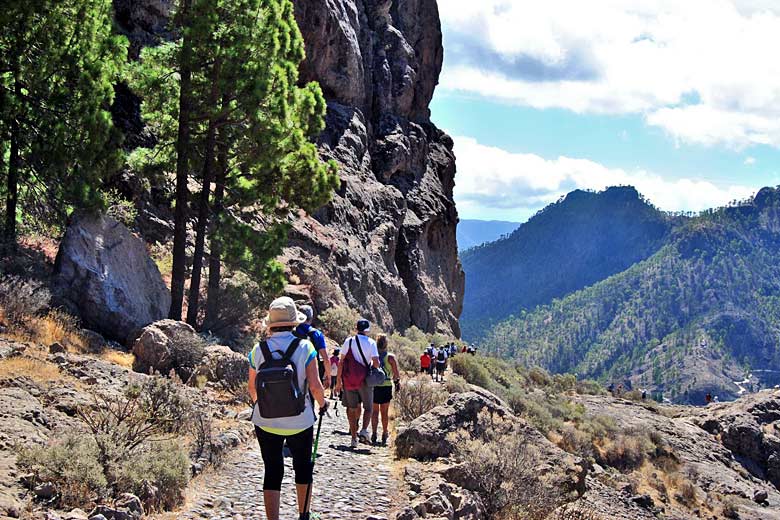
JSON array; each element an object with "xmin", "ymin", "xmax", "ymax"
[
  {"xmin": 481, "ymin": 187, "xmax": 780, "ymax": 403},
  {"xmin": 461, "ymin": 187, "xmax": 673, "ymax": 340},
  {"xmin": 457, "ymin": 219, "xmax": 519, "ymax": 251}
]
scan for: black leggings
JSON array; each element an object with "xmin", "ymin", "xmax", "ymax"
[{"xmin": 254, "ymin": 426, "xmax": 314, "ymax": 491}]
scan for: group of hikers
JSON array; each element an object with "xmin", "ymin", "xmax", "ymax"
[
  {"xmin": 246, "ymin": 296, "xmax": 402, "ymax": 520},
  {"xmin": 418, "ymin": 341, "xmax": 473, "ymax": 382}
]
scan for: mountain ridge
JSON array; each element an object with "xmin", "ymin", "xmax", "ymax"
[{"xmin": 457, "ymin": 219, "xmax": 520, "ymax": 251}]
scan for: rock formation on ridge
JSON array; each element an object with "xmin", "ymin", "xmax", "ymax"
[{"xmin": 284, "ymin": 0, "xmax": 464, "ymax": 336}]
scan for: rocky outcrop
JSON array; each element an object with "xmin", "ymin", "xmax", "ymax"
[
  {"xmin": 280, "ymin": 0, "xmax": 464, "ymax": 336},
  {"xmin": 131, "ymin": 320, "xmax": 203, "ymax": 380},
  {"xmin": 53, "ymin": 213, "xmax": 170, "ymax": 345},
  {"xmin": 194, "ymin": 345, "xmax": 249, "ymax": 390}
]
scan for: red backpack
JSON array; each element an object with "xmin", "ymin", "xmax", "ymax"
[{"xmin": 341, "ymin": 338, "xmax": 367, "ymax": 390}]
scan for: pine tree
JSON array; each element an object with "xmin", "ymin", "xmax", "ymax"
[
  {"xmin": 131, "ymin": 0, "xmax": 339, "ymax": 327},
  {"xmin": 0, "ymin": 0, "xmax": 127, "ymax": 246}
]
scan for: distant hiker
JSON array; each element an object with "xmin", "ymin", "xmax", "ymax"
[
  {"xmin": 371, "ymin": 334, "xmax": 401, "ymax": 445},
  {"xmin": 608, "ymin": 383, "xmax": 615, "ymax": 396},
  {"xmin": 329, "ymin": 349, "xmax": 340, "ymax": 400},
  {"xmin": 641, "ymin": 389, "xmax": 647, "ymax": 400},
  {"xmin": 449, "ymin": 342, "xmax": 457, "ymax": 357},
  {"xmin": 435, "ymin": 347, "xmax": 448, "ymax": 382},
  {"xmin": 428, "ymin": 344, "xmax": 437, "ymax": 377},
  {"xmin": 295, "ymin": 305, "xmax": 331, "ymax": 391},
  {"xmin": 705, "ymin": 392, "xmax": 713, "ymax": 405},
  {"xmin": 462, "ymin": 345, "xmax": 468, "ymax": 354},
  {"xmin": 420, "ymin": 351, "xmax": 431, "ymax": 374},
  {"xmin": 616, "ymin": 384, "xmax": 624, "ymax": 397},
  {"xmin": 335, "ymin": 319, "xmax": 380, "ymax": 448},
  {"xmin": 247, "ymin": 297, "xmax": 329, "ymax": 520}
]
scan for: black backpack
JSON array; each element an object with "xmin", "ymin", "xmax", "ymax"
[
  {"xmin": 254, "ymin": 338, "xmax": 307, "ymax": 419},
  {"xmin": 437, "ymin": 350, "xmax": 446, "ymax": 362}
]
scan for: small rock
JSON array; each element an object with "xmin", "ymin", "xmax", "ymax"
[
  {"xmin": 88, "ymin": 515, "xmax": 108, "ymax": 520},
  {"xmin": 64, "ymin": 509, "xmax": 89, "ymax": 520},
  {"xmin": 49, "ymin": 342, "xmax": 67, "ymax": 354},
  {"xmin": 630, "ymin": 494, "xmax": 655, "ymax": 509},
  {"xmin": 237, "ymin": 408, "xmax": 253, "ymax": 422},
  {"xmin": 115, "ymin": 493, "xmax": 143, "ymax": 518},
  {"xmin": 754, "ymin": 489, "xmax": 769, "ymax": 503},
  {"xmin": 33, "ymin": 482, "xmax": 57, "ymax": 499}
]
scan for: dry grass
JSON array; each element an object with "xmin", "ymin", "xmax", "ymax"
[
  {"xmin": 0, "ymin": 357, "xmax": 61, "ymax": 383},
  {"xmin": 100, "ymin": 350, "xmax": 135, "ymax": 368}
]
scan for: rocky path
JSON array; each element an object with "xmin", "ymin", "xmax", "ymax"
[{"xmin": 176, "ymin": 402, "xmax": 401, "ymax": 520}]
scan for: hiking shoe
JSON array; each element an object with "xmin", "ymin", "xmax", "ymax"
[
  {"xmin": 350, "ymin": 437, "xmax": 359, "ymax": 449},
  {"xmin": 382, "ymin": 432, "xmax": 389, "ymax": 445},
  {"xmin": 371, "ymin": 432, "xmax": 377, "ymax": 445},
  {"xmin": 359, "ymin": 429, "xmax": 371, "ymax": 444}
]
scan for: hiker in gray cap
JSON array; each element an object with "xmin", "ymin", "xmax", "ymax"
[{"xmin": 295, "ymin": 305, "xmax": 331, "ymax": 391}]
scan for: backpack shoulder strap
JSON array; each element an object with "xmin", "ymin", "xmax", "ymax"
[
  {"xmin": 281, "ymin": 338, "xmax": 303, "ymax": 364},
  {"xmin": 258, "ymin": 341, "xmax": 272, "ymax": 367},
  {"xmin": 354, "ymin": 335, "xmax": 370, "ymax": 366}
]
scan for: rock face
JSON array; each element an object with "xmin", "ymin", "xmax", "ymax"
[
  {"xmin": 54, "ymin": 213, "xmax": 170, "ymax": 344},
  {"xmin": 282, "ymin": 0, "xmax": 464, "ymax": 336}
]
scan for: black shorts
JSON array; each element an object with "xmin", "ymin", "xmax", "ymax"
[
  {"xmin": 436, "ymin": 362, "xmax": 446, "ymax": 373},
  {"xmin": 330, "ymin": 376, "xmax": 337, "ymax": 388},
  {"xmin": 373, "ymin": 385, "xmax": 393, "ymax": 405}
]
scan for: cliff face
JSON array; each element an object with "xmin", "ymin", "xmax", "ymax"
[
  {"xmin": 284, "ymin": 0, "xmax": 464, "ymax": 336},
  {"xmin": 113, "ymin": 0, "xmax": 463, "ymax": 337}
]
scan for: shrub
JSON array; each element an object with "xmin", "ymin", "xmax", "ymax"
[
  {"xmin": 395, "ymin": 375, "xmax": 446, "ymax": 422},
  {"xmin": 168, "ymin": 328, "xmax": 207, "ymax": 382},
  {"xmin": 450, "ymin": 355, "xmax": 493, "ymax": 390},
  {"xmin": 0, "ymin": 275, "xmax": 51, "ymax": 328},
  {"xmin": 319, "ymin": 306, "xmax": 361, "ymax": 344},
  {"xmin": 451, "ymin": 413, "xmax": 556, "ymax": 519},
  {"xmin": 115, "ymin": 440, "xmax": 190, "ymax": 512},
  {"xmin": 597, "ymin": 428, "xmax": 655, "ymax": 471},
  {"xmin": 444, "ymin": 374, "xmax": 471, "ymax": 394},
  {"xmin": 200, "ymin": 271, "xmax": 273, "ymax": 347},
  {"xmin": 17, "ymin": 434, "xmax": 107, "ymax": 507}
]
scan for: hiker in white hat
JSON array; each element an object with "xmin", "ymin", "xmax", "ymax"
[{"xmin": 248, "ymin": 296, "xmax": 329, "ymax": 520}]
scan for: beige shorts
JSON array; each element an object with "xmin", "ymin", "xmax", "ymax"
[{"xmin": 342, "ymin": 383, "xmax": 373, "ymax": 411}]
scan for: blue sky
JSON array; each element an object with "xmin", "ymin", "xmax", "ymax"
[{"xmin": 432, "ymin": 1, "xmax": 780, "ymax": 222}]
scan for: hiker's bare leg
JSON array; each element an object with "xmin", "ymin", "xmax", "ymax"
[
  {"xmin": 296, "ymin": 483, "xmax": 310, "ymax": 514},
  {"xmin": 380, "ymin": 402, "xmax": 390, "ymax": 434},
  {"xmin": 347, "ymin": 406, "xmax": 359, "ymax": 438},
  {"xmin": 361, "ymin": 406, "xmax": 371, "ymax": 431},
  {"xmin": 263, "ymin": 490, "xmax": 281, "ymax": 520},
  {"xmin": 371, "ymin": 403, "xmax": 380, "ymax": 435}
]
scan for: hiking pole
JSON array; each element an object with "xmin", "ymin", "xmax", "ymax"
[{"xmin": 300, "ymin": 407, "xmax": 326, "ymax": 520}]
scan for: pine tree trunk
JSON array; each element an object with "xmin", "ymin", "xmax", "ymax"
[
  {"xmin": 204, "ymin": 123, "xmax": 228, "ymax": 329},
  {"xmin": 4, "ymin": 75, "xmax": 21, "ymax": 247},
  {"xmin": 185, "ymin": 58, "xmax": 222, "ymax": 327},
  {"xmin": 169, "ymin": 0, "xmax": 193, "ymax": 320}
]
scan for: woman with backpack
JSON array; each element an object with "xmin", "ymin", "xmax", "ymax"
[
  {"xmin": 247, "ymin": 297, "xmax": 329, "ymax": 520},
  {"xmin": 371, "ymin": 334, "xmax": 401, "ymax": 445}
]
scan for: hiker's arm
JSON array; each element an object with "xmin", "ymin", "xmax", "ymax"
[
  {"xmin": 320, "ymin": 349, "xmax": 331, "ymax": 389},
  {"xmin": 306, "ymin": 357, "xmax": 326, "ymax": 408},
  {"xmin": 335, "ymin": 353, "xmax": 346, "ymax": 392},
  {"xmin": 371, "ymin": 356, "xmax": 380, "ymax": 368},
  {"xmin": 389, "ymin": 354, "xmax": 400, "ymax": 380},
  {"xmin": 248, "ymin": 368, "xmax": 257, "ymax": 403}
]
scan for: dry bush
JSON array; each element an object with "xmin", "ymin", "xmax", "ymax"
[
  {"xmin": 596, "ymin": 428, "xmax": 655, "ymax": 471},
  {"xmin": 115, "ymin": 440, "xmax": 190, "ymax": 512},
  {"xmin": 0, "ymin": 357, "xmax": 61, "ymax": 383},
  {"xmin": 444, "ymin": 374, "xmax": 471, "ymax": 394},
  {"xmin": 167, "ymin": 328, "xmax": 207, "ymax": 382},
  {"xmin": 100, "ymin": 350, "xmax": 135, "ymax": 368},
  {"xmin": 721, "ymin": 496, "xmax": 740, "ymax": 519},
  {"xmin": 451, "ymin": 412, "xmax": 556, "ymax": 520},
  {"xmin": 550, "ymin": 501, "xmax": 607, "ymax": 520},
  {"xmin": 319, "ymin": 306, "xmax": 361, "ymax": 344},
  {"xmin": 395, "ymin": 375, "xmax": 447, "ymax": 422}
]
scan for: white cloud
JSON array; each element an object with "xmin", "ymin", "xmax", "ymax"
[
  {"xmin": 453, "ymin": 136, "xmax": 759, "ymax": 219},
  {"xmin": 439, "ymin": 1, "xmax": 780, "ymax": 148},
  {"xmin": 744, "ymin": 156, "xmax": 757, "ymax": 165}
]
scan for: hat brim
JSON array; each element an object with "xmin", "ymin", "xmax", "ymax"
[{"xmin": 268, "ymin": 311, "xmax": 307, "ymax": 328}]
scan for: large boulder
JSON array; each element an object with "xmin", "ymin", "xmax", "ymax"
[
  {"xmin": 132, "ymin": 320, "xmax": 203, "ymax": 380},
  {"xmin": 194, "ymin": 345, "xmax": 249, "ymax": 389},
  {"xmin": 54, "ymin": 212, "xmax": 170, "ymax": 344}
]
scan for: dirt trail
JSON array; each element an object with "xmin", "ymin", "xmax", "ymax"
[{"xmin": 176, "ymin": 403, "xmax": 401, "ymax": 520}]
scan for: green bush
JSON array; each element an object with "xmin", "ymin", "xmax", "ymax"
[
  {"xmin": 116, "ymin": 440, "xmax": 190, "ymax": 512},
  {"xmin": 444, "ymin": 374, "xmax": 471, "ymax": 394},
  {"xmin": 319, "ymin": 306, "xmax": 361, "ymax": 344},
  {"xmin": 17, "ymin": 434, "xmax": 107, "ymax": 507}
]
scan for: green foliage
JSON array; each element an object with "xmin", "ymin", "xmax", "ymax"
[
  {"xmin": 17, "ymin": 434, "xmax": 108, "ymax": 507},
  {"xmin": 479, "ymin": 187, "xmax": 780, "ymax": 403},
  {"xmin": 129, "ymin": 0, "xmax": 339, "ymax": 305},
  {"xmin": 0, "ymin": 0, "xmax": 127, "ymax": 241},
  {"xmin": 319, "ymin": 306, "xmax": 361, "ymax": 344},
  {"xmin": 115, "ymin": 440, "xmax": 190, "ymax": 512}
]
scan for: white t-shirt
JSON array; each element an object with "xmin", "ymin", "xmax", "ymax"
[{"xmin": 341, "ymin": 334, "xmax": 379, "ymax": 365}]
